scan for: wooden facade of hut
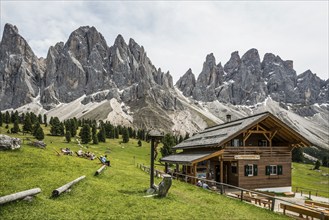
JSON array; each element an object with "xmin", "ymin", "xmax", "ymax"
[{"xmin": 161, "ymin": 112, "xmax": 312, "ymax": 192}]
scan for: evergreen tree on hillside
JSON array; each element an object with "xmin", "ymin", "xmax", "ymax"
[
  {"xmin": 92, "ymin": 124, "xmax": 97, "ymax": 137},
  {"xmin": 38, "ymin": 114, "xmax": 43, "ymax": 124},
  {"xmin": 35, "ymin": 127, "xmax": 44, "ymax": 140},
  {"xmin": 292, "ymin": 147, "xmax": 304, "ymax": 162},
  {"xmin": 11, "ymin": 111, "xmax": 19, "ymax": 123},
  {"xmin": 92, "ymin": 133, "xmax": 99, "ymax": 144},
  {"xmin": 5, "ymin": 111, "xmax": 10, "ymax": 124},
  {"xmin": 138, "ymin": 140, "xmax": 142, "ymax": 147},
  {"xmin": 23, "ymin": 114, "xmax": 33, "ymax": 133},
  {"xmin": 65, "ymin": 131, "xmax": 71, "ymax": 143},
  {"xmin": 122, "ymin": 127, "xmax": 129, "ymax": 143},
  {"xmin": 43, "ymin": 114, "xmax": 47, "ymax": 124},
  {"xmin": 80, "ymin": 124, "xmax": 91, "ymax": 144},
  {"xmin": 97, "ymin": 126, "xmax": 106, "ymax": 142},
  {"xmin": 11, "ymin": 120, "xmax": 20, "ymax": 133},
  {"xmin": 50, "ymin": 117, "xmax": 64, "ymax": 136},
  {"xmin": 32, "ymin": 122, "xmax": 41, "ymax": 136},
  {"xmin": 160, "ymin": 133, "xmax": 176, "ymax": 158}
]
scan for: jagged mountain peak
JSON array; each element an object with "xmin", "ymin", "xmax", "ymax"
[{"xmin": 175, "ymin": 68, "xmax": 196, "ymax": 97}]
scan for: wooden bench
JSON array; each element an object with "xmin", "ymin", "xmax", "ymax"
[
  {"xmin": 305, "ymin": 200, "xmax": 329, "ymax": 209},
  {"xmin": 280, "ymin": 203, "xmax": 329, "ymax": 220}
]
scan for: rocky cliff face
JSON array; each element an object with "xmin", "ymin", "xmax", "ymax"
[
  {"xmin": 0, "ymin": 24, "xmax": 45, "ymax": 110},
  {"xmin": 176, "ymin": 49, "xmax": 328, "ymax": 108}
]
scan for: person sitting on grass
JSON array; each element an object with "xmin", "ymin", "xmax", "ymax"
[
  {"xmin": 100, "ymin": 155, "xmax": 111, "ymax": 166},
  {"xmin": 77, "ymin": 149, "xmax": 84, "ymax": 157}
]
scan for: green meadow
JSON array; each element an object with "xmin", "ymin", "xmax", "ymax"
[{"xmin": 0, "ymin": 124, "xmax": 303, "ymax": 219}]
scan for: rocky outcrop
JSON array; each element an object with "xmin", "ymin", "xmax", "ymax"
[
  {"xmin": 0, "ymin": 134, "xmax": 21, "ymax": 150},
  {"xmin": 175, "ymin": 68, "xmax": 196, "ymax": 97},
  {"xmin": 0, "ymin": 24, "xmax": 45, "ymax": 110}
]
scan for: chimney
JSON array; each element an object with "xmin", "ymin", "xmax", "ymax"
[{"xmin": 226, "ymin": 114, "xmax": 232, "ymax": 123}]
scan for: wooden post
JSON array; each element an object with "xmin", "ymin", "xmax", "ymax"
[
  {"xmin": 240, "ymin": 190, "xmax": 244, "ymax": 202},
  {"xmin": 309, "ymin": 191, "xmax": 311, "ymax": 199},
  {"xmin": 95, "ymin": 165, "xmax": 106, "ymax": 176},
  {"xmin": 271, "ymin": 198, "xmax": 275, "ymax": 211},
  {"xmin": 52, "ymin": 176, "xmax": 86, "ymax": 197},
  {"xmin": 220, "ymin": 184, "xmax": 224, "ymax": 195},
  {"xmin": 220, "ymin": 157, "xmax": 223, "ymax": 183},
  {"xmin": 0, "ymin": 188, "xmax": 41, "ymax": 205},
  {"xmin": 165, "ymin": 163, "xmax": 168, "ymax": 173}
]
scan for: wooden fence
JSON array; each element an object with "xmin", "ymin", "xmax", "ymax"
[{"xmin": 137, "ymin": 163, "xmax": 329, "ymax": 220}]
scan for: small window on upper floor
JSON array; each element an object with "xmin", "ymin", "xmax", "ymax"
[
  {"xmin": 258, "ymin": 140, "xmax": 267, "ymax": 146},
  {"xmin": 232, "ymin": 139, "xmax": 240, "ymax": 147}
]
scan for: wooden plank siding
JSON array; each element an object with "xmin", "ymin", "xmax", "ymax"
[{"xmin": 237, "ymin": 155, "xmax": 291, "ymax": 189}]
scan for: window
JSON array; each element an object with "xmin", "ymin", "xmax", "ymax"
[
  {"xmin": 233, "ymin": 139, "xmax": 240, "ymax": 147},
  {"xmin": 270, "ymin": 165, "xmax": 277, "ymax": 175},
  {"xmin": 266, "ymin": 165, "xmax": 283, "ymax": 175},
  {"xmin": 244, "ymin": 164, "xmax": 257, "ymax": 176}
]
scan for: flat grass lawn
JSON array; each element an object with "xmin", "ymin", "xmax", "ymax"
[
  {"xmin": 292, "ymin": 162, "xmax": 329, "ymax": 198},
  {"xmin": 0, "ymin": 127, "xmax": 289, "ymax": 219}
]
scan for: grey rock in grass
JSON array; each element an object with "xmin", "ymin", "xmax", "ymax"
[{"xmin": 0, "ymin": 134, "xmax": 21, "ymax": 150}]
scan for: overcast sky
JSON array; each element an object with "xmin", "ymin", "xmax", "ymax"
[{"xmin": 1, "ymin": 1, "xmax": 328, "ymax": 82}]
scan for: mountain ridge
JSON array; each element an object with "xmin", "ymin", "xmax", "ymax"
[{"xmin": 0, "ymin": 23, "xmax": 328, "ymax": 151}]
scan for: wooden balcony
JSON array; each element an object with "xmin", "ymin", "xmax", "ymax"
[{"xmin": 223, "ymin": 146, "xmax": 291, "ymax": 159}]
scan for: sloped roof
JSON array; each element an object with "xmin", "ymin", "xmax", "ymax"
[
  {"xmin": 173, "ymin": 111, "xmax": 312, "ymax": 150},
  {"xmin": 160, "ymin": 150, "xmax": 224, "ymax": 165}
]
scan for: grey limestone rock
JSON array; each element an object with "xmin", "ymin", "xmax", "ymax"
[
  {"xmin": 175, "ymin": 68, "xmax": 196, "ymax": 97},
  {"xmin": 0, "ymin": 134, "xmax": 21, "ymax": 150}
]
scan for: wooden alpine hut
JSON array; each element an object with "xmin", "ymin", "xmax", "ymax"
[{"xmin": 160, "ymin": 112, "xmax": 312, "ymax": 192}]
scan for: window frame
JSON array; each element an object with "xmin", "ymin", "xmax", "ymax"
[
  {"xmin": 269, "ymin": 165, "xmax": 277, "ymax": 175},
  {"xmin": 246, "ymin": 164, "xmax": 254, "ymax": 176}
]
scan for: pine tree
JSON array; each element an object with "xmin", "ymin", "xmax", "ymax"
[
  {"xmin": 5, "ymin": 111, "xmax": 10, "ymax": 124},
  {"xmin": 138, "ymin": 139, "xmax": 142, "ymax": 147},
  {"xmin": 122, "ymin": 127, "xmax": 129, "ymax": 143},
  {"xmin": 23, "ymin": 114, "xmax": 33, "ymax": 133},
  {"xmin": 35, "ymin": 127, "xmax": 44, "ymax": 140},
  {"xmin": 160, "ymin": 133, "xmax": 176, "ymax": 158},
  {"xmin": 32, "ymin": 122, "xmax": 41, "ymax": 136},
  {"xmin": 292, "ymin": 147, "xmax": 304, "ymax": 162},
  {"xmin": 38, "ymin": 114, "xmax": 43, "ymax": 124},
  {"xmin": 43, "ymin": 114, "xmax": 47, "ymax": 124},
  {"xmin": 11, "ymin": 120, "xmax": 20, "ymax": 133},
  {"xmin": 92, "ymin": 133, "xmax": 99, "ymax": 144},
  {"xmin": 65, "ymin": 131, "xmax": 71, "ymax": 143},
  {"xmin": 97, "ymin": 126, "xmax": 106, "ymax": 142},
  {"xmin": 92, "ymin": 124, "xmax": 97, "ymax": 136},
  {"xmin": 80, "ymin": 124, "xmax": 91, "ymax": 144}
]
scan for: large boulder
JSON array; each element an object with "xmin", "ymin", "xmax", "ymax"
[{"xmin": 0, "ymin": 134, "xmax": 21, "ymax": 150}]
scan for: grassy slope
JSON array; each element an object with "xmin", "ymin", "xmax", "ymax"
[
  {"xmin": 1, "ymin": 125, "xmax": 289, "ymax": 219},
  {"xmin": 292, "ymin": 163, "xmax": 329, "ymax": 198}
]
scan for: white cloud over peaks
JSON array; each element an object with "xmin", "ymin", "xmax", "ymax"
[{"xmin": 0, "ymin": 1, "xmax": 328, "ymax": 82}]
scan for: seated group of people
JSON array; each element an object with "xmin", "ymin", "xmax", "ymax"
[
  {"xmin": 77, "ymin": 149, "xmax": 96, "ymax": 160},
  {"xmin": 61, "ymin": 148, "xmax": 73, "ymax": 156},
  {"xmin": 99, "ymin": 155, "xmax": 111, "ymax": 166},
  {"xmin": 196, "ymin": 180, "xmax": 210, "ymax": 190}
]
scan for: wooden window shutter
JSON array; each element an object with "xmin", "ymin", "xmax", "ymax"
[
  {"xmin": 244, "ymin": 165, "xmax": 248, "ymax": 176},
  {"xmin": 278, "ymin": 165, "xmax": 283, "ymax": 175},
  {"xmin": 265, "ymin": 166, "xmax": 270, "ymax": 175},
  {"xmin": 253, "ymin": 164, "xmax": 258, "ymax": 176}
]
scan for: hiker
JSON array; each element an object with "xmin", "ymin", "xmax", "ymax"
[{"xmin": 100, "ymin": 155, "xmax": 111, "ymax": 166}]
